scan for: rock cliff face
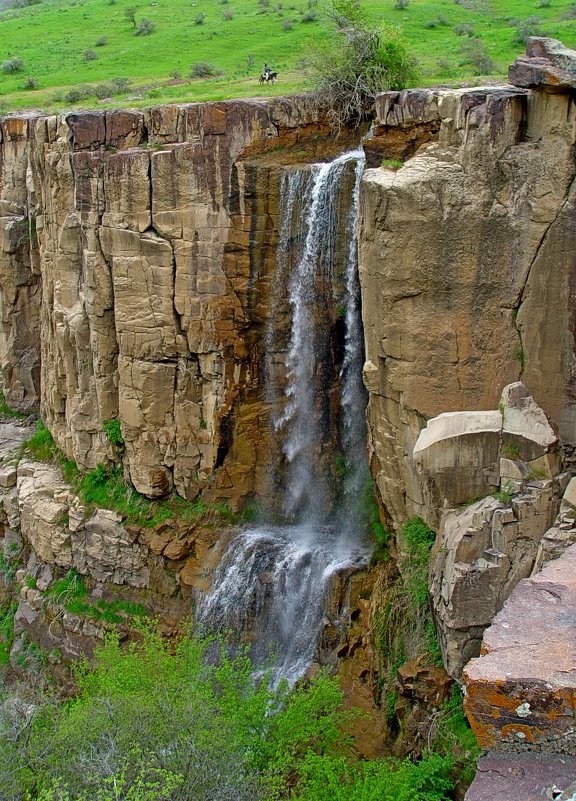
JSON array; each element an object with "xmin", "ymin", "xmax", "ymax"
[
  {"xmin": 359, "ymin": 78, "xmax": 576, "ymax": 530},
  {"xmin": 1, "ymin": 98, "xmax": 356, "ymax": 507},
  {"xmin": 2, "ymin": 40, "xmax": 576, "ymax": 790}
]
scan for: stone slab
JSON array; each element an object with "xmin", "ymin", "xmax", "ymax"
[
  {"xmin": 465, "ymin": 753, "xmax": 576, "ymax": 800},
  {"xmin": 463, "ymin": 543, "xmax": 576, "ymax": 753}
]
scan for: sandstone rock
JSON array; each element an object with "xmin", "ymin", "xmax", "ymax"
[
  {"xmin": 427, "ymin": 393, "xmax": 562, "ymax": 679},
  {"xmin": 501, "ymin": 382, "xmax": 558, "ymax": 459},
  {"xmin": 414, "ymin": 383, "xmax": 558, "ymax": 516},
  {"xmin": 360, "ymin": 84, "xmax": 576, "ymax": 529},
  {"xmin": 463, "ymin": 543, "xmax": 576, "ymax": 753},
  {"xmin": 163, "ymin": 538, "xmax": 191, "ymax": 561},
  {"xmin": 509, "ymin": 38, "xmax": 576, "ymax": 92},
  {"xmin": 0, "ymin": 465, "xmax": 16, "ymax": 488},
  {"xmin": 413, "ymin": 411, "xmax": 501, "ymax": 505},
  {"xmin": 430, "ymin": 489, "xmax": 559, "ymax": 677},
  {"xmin": 397, "ymin": 657, "xmax": 452, "ymax": 706},
  {"xmin": 465, "ymin": 753, "xmax": 576, "ymax": 801}
]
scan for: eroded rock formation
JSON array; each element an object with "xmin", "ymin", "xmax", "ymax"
[
  {"xmin": 1, "ymin": 99, "xmax": 359, "ymax": 508},
  {"xmin": 421, "ymin": 383, "xmax": 566, "ymax": 676},
  {"xmin": 360, "ymin": 75, "xmax": 576, "ymax": 530}
]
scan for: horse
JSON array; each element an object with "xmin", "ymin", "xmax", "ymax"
[{"xmin": 259, "ymin": 71, "xmax": 278, "ymax": 84}]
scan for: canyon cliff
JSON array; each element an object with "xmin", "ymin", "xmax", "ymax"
[{"xmin": 1, "ymin": 36, "xmax": 576, "ymax": 798}]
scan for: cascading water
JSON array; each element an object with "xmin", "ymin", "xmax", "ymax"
[{"xmin": 198, "ymin": 149, "xmax": 370, "ymax": 686}]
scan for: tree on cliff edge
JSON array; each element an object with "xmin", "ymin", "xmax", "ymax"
[{"xmin": 305, "ymin": 0, "xmax": 420, "ymax": 128}]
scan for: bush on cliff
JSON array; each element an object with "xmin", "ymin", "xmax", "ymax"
[{"xmin": 305, "ymin": 0, "xmax": 419, "ymax": 127}]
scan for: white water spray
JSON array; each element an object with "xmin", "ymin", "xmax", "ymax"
[{"xmin": 198, "ymin": 150, "xmax": 369, "ymax": 686}]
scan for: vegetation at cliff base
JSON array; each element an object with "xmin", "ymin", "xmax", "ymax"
[
  {"xmin": 0, "ymin": 0, "xmax": 576, "ymax": 111},
  {"xmin": 0, "ymin": 627, "xmax": 455, "ymax": 801},
  {"xmin": 0, "ymin": 391, "xmax": 27, "ymax": 419}
]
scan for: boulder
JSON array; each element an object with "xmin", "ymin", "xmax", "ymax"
[{"xmin": 509, "ymin": 37, "xmax": 576, "ymax": 92}]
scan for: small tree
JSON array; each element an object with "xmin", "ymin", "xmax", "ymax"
[
  {"xmin": 305, "ymin": 0, "xmax": 419, "ymax": 128},
  {"xmin": 123, "ymin": 5, "xmax": 138, "ymax": 27}
]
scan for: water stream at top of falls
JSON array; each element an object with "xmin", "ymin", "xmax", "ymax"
[{"xmin": 197, "ymin": 149, "xmax": 371, "ymax": 687}]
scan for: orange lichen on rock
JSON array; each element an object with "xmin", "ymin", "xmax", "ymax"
[{"xmin": 463, "ymin": 544, "xmax": 576, "ymax": 754}]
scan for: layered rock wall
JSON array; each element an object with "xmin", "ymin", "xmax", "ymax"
[
  {"xmin": 1, "ymin": 99, "xmax": 352, "ymax": 507},
  {"xmin": 360, "ymin": 82, "xmax": 576, "ymax": 529}
]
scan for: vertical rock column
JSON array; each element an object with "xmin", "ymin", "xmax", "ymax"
[{"xmin": 0, "ymin": 116, "xmax": 41, "ymax": 412}]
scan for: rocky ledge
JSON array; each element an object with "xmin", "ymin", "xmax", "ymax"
[{"xmin": 463, "ymin": 541, "xmax": 576, "ymax": 798}]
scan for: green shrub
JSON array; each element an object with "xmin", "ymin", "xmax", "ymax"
[
  {"xmin": 134, "ymin": 17, "xmax": 156, "ymax": 35},
  {"xmin": 305, "ymin": 0, "xmax": 419, "ymax": 128},
  {"xmin": 381, "ymin": 158, "xmax": 403, "ymax": 169},
  {"xmin": 454, "ymin": 22, "xmax": 474, "ymax": 36},
  {"xmin": 20, "ymin": 419, "xmax": 56, "ymax": 462},
  {"xmin": 0, "ymin": 602, "xmax": 17, "ymax": 665},
  {"xmin": 293, "ymin": 751, "xmax": 453, "ymax": 801},
  {"xmin": 46, "ymin": 570, "xmax": 88, "ymax": 607},
  {"xmin": 190, "ymin": 61, "xmax": 220, "ymax": 77},
  {"xmin": 459, "ymin": 38, "xmax": 496, "ymax": 74},
  {"xmin": 123, "ymin": 5, "xmax": 137, "ymax": 26},
  {"xmin": 83, "ymin": 48, "xmax": 97, "ymax": 61},
  {"xmin": 512, "ymin": 15, "xmax": 544, "ymax": 45},
  {"xmin": 1, "ymin": 57, "xmax": 24, "ymax": 73},
  {"xmin": 95, "ymin": 35, "xmax": 108, "ymax": 46},
  {"xmin": 102, "ymin": 418, "xmax": 124, "ymax": 450}
]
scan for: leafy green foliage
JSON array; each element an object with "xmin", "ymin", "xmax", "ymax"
[
  {"xmin": 371, "ymin": 517, "xmax": 438, "ymax": 692},
  {"xmin": 381, "ymin": 158, "xmax": 404, "ymax": 169},
  {"xmin": 0, "ymin": 553, "xmax": 18, "ymax": 583},
  {"xmin": 79, "ymin": 465, "xmax": 164, "ymax": 525},
  {"xmin": 0, "ymin": 603, "xmax": 17, "ymax": 665},
  {"xmin": 362, "ymin": 480, "xmax": 390, "ymax": 562},
  {"xmin": 18, "ymin": 420, "xmax": 57, "ymax": 462},
  {"xmin": 427, "ymin": 686, "xmax": 480, "ymax": 788},
  {"xmin": 292, "ymin": 751, "xmax": 453, "ymax": 801},
  {"xmin": 46, "ymin": 570, "xmax": 89, "ymax": 607},
  {"xmin": 0, "ymin": 627, "xmax": 456, "ymax": 800},
  {"xmin": 1, "ymin": 56, "xmax": 24, "ymax": 73},
  {"xmin": 493, "ymin": 481, "xmax": 515, "ymax": 504},
  {"xmin": 45, "ymin": 570, "xmax": 147, "ymax": 624},
  {"xmin": 305, "ymin": 0, "xmax": 420, "ymax": 126},
  {"xmin": 102, "ymin": 418, "xmax": 125, "ymax": 453},
  {"xmin": 0, "ymin": 0, "xmax": 576, "ymax": 110}
]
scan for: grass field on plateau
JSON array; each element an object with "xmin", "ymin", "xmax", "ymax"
[{"xmin": 0, "ymin": 0, "xmax": 575, "ymax": 112}]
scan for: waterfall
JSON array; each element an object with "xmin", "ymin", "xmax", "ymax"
[
  {"xmin": 340, "ymin": 156, "xmax": 371, "ymax": 527},
  {"xmin": 197, "ymin": 149, "xmax": 369, "ymax": 686}
]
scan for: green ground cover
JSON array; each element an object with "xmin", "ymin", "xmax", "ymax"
[{"xmin": 0, "ymin": 0, "xmax": 575, "ymax": 112}]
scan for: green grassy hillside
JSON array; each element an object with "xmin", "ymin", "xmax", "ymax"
[{"xmin": 0, "ymin": 0, "xmax": 575, "ymax": 112}]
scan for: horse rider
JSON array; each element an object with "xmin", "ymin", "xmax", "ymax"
[{"xmin": 264, "ymin": 63, "xmax": 271, "ymax": 81}]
